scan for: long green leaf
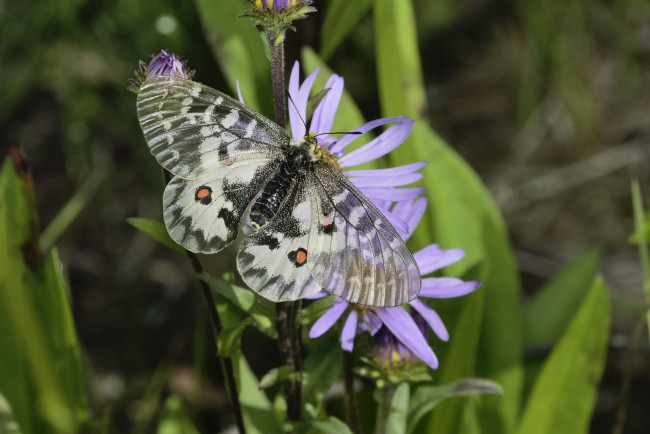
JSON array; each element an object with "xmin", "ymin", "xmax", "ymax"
[
  {"xmin": 631, "ymin": 180, "xmax": 650, "ymax": 343},
  {"xmin": 515, "ymin": 276, "xmax": 610, "ymax": 434},
  {"xmin": 524, "ymin": 248, "xmax": 601, "ymax": 344},
  {"xmin": 408, "ymin": 379, "xmax": 503, "ymax": 434},
  {"xmin": 127, "ymin": 217, "xmax": 188, "ymax": 257},
  {"xmin": 238, "ymin": 356, "xmax": 284, "ymax": 434},
  {"xmin": 374, "ymin": 1, "xmax": 523, "ymax": 431},
  {"xmin": 320, "ymin": 0, "xmax": 373, "ymax": 60},
  {"xmin": 0, "ymin": 157, "xmax": 89, "ymax": 433}
]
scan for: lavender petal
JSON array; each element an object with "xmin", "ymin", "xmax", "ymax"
[
  {"xmin": 338, "ymin": 118, "xmax": 415, "ymax": 167},
  {"xmin": 341, "ymin": 310, "xmax": 358, "ymax": 352},
  {"xmin": 376, "ymin": 307, "xmax": 438, "ymax": 369},
  {"xmin": 410, "ymin": 299, "xmax": 449, "ymax": 341},
  {"xmin": 414, "ymin": 245, "xmax": 465, "ymax": 274},
  {"xmin": 311, "ymin": 74, "xmax": 344, "ymax": 136},
  {"xmin": 309, "ymin": 299, "xmax": 348, "ymax": 338},
  {"xmin": 420, "ymin": 278, "xmax": 482, "ymax": 299}
]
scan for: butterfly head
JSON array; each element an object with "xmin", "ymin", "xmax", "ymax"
[{"xmin": 295, "ymin": 132, "xmax": 341, "ymax": 171}]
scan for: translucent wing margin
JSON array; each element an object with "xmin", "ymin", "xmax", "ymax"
[
  {"xmin": 164, "ymin": 158, "xmax": 279, "ymax": 254},
  {"xmin": 237, "ymin": 161, "xmax": 421, "ymax": 306},
  {"xmin": 137, "ymin": 75, "xmax": 289, "ymax": 179}
]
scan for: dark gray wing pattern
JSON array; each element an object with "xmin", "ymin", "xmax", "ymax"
[{"xmin": 137, "ymin": 75, "xmax": 288, "ymax": 179}]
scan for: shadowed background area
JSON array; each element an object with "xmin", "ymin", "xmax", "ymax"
[{"xmin": 1, "ymin": 0, "xmax": 649, "ymax": 432}]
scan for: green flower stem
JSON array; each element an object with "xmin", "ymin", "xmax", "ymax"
[
  {"xmin": 267, "ymin": 30, "xmax": 303, "ymax": 421},
  {"xmin": 163, "ymin": 170, "xmax": 246, "ymax": 434},
  {"xmin": 343, "ymin": 350, "xmax": 360, "ymax": 433},
  {"xmin": 268, "ymin": 28, "xmax": 286, "ymax": 129},
  {"xmin": 376, "ymin": 384, "xmax": 397, "ymax": 434}
]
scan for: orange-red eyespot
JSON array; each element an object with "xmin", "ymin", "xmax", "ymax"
[
  {"xmin": 195, "ymin": 185, "xmax": 212, "ymax": 204},
  {"xmin": 288, "ymin": 248, "xmax": 308, "ymax": 267}
]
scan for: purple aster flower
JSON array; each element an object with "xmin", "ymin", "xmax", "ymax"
[
  {"xmin": 308, "ymin": 196, "xmax": 482, "ymax": 370},
  {"xmin": 128, "ymin": 49, "xmax": 194, "ymax": 93},
  {"xmin": 287, "ymin": 62, "xmax": 425, "ymax": 235},
  {"xmin": 254, "ymin": 0, "xmax": 301, "ymax": 11}
]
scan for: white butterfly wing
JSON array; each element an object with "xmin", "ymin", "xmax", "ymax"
[
  {"xmin": 237, "ymin": 161, "xmax": 421, "ymax": 307},
  {"xmin": 137, "ymin": 75, "xmax": 288, "ymax": 179}
]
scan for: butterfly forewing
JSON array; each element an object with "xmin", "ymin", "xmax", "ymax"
[
  {"xmin": 310, "ymin": 162, "xmax": 420, "ymax": 306},
  {"xmin": 137, "ymin": 76, "xmax": 289, "ymax": 179}
]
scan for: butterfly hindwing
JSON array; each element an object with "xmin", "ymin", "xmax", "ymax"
[
  {"xmin": 164, "ymin": 158, "xmax": 279, "ymax": 254},
  {"xmin": 137, "ymin": 75, "xmax": 289, "ymax": 179},
  {"xmin": 237, "ymin": 174, "xmax": 326, "ymax": 301}
]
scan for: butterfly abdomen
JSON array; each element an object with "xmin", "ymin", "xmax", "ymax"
[{"xmin": 250, "ymin": 146, "xmax": 310, "ymax": 229}]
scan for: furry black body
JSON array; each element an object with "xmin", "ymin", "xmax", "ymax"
[{"xmin": 249, "ymin": 145, "xmax": 311, "ymax": 228}]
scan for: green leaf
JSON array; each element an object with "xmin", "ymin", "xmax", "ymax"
[
  {"xmin": 127, "ymin": 217, "xmax": 188, "ymax": 257},
  {"xmin": 0, "ymin": 391, "xmax": 23, "ymax": 434},
  {"xmin": 199, "ymin": 274, "xmax": 276, "ymax": 337},
  {"xmin": 238, "ymin": 356, "xmax": 284, "ymax": 434},
  {"xmin": 0, "ymin": 157, "xmax": 89, "ymax": 433},
  {"xmin": 427, "ymin": 284, "xmax": 485, "ymax": 434},
  {"xmin": 631, "ymin": 180, "xmax": 650, "ymax": 343},
  {"xmin": 374, "ymin": 1, "xmax": 523, "ymax": 431},
  {"xmin": 387, "ymin": 383, "xmax": 409, "ymax": 434},
  {"xmin": 290, "ymin": 416, "xmax": 353, "ymax": 434},
  {"xmin": 259, "ymin": 365, "xmax": 297, "ymax": 390},
  {"xmin": 194, "ymin": 0, "xmax": 273, "ymax": 116},
  {"xmin": 408, "ymin": 379, "xmax": 503, "ymax": 434},
  {"xmin": 320, "ymin": 0, "xmax": 373, "ymax": 60},
  {"xmin": 156, "ymin": 395, "xmax": 199, "ymax": 434},
  {"xmin": 39, "ymin": 168, "xmax": 106, "ymax": 252},
  {"xmin": 303, "ymin": 332, "xmax": 343, "ymax": 405},
  {"xmin": 515, "ymin": 276, "xmax": 610, "ymax": 434},
  {"xmin": 217, "ymin": 323, "xmax": 248, "ymax": 358},
  {"xmin": 524, "ymin": 248, "xmax": 601, "ymax": 344}
]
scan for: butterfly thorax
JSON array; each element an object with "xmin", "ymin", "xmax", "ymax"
[
  {"xmin": 249, "ymin": 134, "xmax": 340, "ymax": 230},
  {"xmin": 249, "ymin": 143, "xmax": 312, "ymax": 229}
]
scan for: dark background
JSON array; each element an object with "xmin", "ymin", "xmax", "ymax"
[{"xmin": 1, "ymin": 0, "xmax": 649, "ymax": 432}]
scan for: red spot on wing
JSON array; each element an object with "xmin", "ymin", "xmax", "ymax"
[
  {"xmin": 196, "ymin": 188, "xmax": 210, "ymax": 199},
  {"xmin": 296, "ymin": 250, "xmax": 307, "ymax": 265}
]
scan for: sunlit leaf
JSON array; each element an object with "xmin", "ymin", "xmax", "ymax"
[
  {"xmin": 127, "ymin": 217, "xmax": 188, "ymax": 257},
  {"xmin": 515, "ymin": 277, "xmax": 610, "ymax": 434}
]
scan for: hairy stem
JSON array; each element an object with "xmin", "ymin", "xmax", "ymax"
[
  {"xmin": 267, "ymin": 31, "xmax": 303, "ymax": 420},
  {"xmin": 376, "ymin": 385, "xmax": 397, "ymax": 434},
  {"xmin": 343, "ymin": 350, "xmax": 360, "ymax": 433},
  {"xmin": 164, "ymin": 170, "xmax": 246, "ymax": 434}
]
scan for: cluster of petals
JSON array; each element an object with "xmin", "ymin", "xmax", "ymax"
[
  {"xmin": 254, "ymin": 0, "xmax": 301, "ymax": 11},
  {"xmin": 286, "ymin": 62, "xmax": 425, "ymax": 236},
  {"xmin": 287, "ymin": 61, "xmax": 482, "ymax": 369},
  {"xmin": 145, "ymin": 49, "xmax": 191, "ymax": 80}
]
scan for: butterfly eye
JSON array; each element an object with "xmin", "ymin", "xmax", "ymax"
[
  {"xmin": 195, "ymin": 186, "xmax": 213, "ymax": 205},
  {"xmin": 288, "ymin": 248, "xmax": 308, "ymax": 267}
]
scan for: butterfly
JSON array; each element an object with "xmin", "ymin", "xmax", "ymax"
[{"xmin": 136, "ymin": 75, "xmax": 420, "ymax": 307}]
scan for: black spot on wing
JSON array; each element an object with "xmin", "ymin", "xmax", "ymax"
[{"xmin": 256, "ymin": 234, "xmax": 281, "ymax": 250}]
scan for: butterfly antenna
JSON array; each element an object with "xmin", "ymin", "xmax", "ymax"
[
  {"xmin": 314, "ymin": 131, "xmax": 363, "ymax": 137},
  {"xmin": 286, "ymin": 91, "xmax": 308, "ymax": 130}
]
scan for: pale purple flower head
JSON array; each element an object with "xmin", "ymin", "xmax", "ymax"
[
  {"xmin": 254, "ymin": 0, "xmax": 301, "ymax": 11},
  {"xmin": 129, "ymin": 49, "xmax": 194, "ymax": 93},
  {"xmin": 144, "ymin": 49, "xmax": 192, "ymax": 80},
  {"xmin": 309, "ymin": 197, "xmax": 482, "ymax": 370},
  {"xmin": 287, "ymin": 62, "xmax": 425, "ymax": 236}
]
